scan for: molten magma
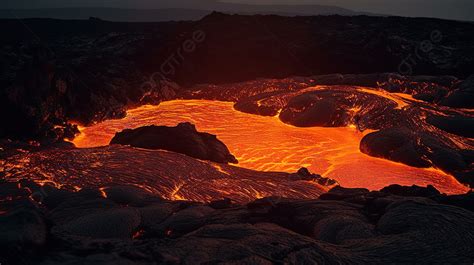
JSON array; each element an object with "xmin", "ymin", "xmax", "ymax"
[{"xmin": 72, "ymin": 100, "xmax": 468, "ymax": 194}]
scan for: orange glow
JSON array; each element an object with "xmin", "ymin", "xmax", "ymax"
[
  {"xmin": 4, "ymin": 145, "xmax": 330, "ymax": 203},
  {"xmin": 357, "ymin": 87, "xmax": 410, "ymax": 109},
  {"xmin": 71, "ymin": 100, "xmax": 468, "ymax": 194},
  {"xmin": 132, "ymin": 229, "xmax": 145, "ymax": 239},
  {"xmin": 170, "ymin": 183, "xmax": 187, "ymax": 201},
  {"xmin": 99, "ymin": 187, "xmax": 108, "ymax": 198}
]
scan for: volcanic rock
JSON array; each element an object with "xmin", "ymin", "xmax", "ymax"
[
  {"xmin": 381, "ymin": 184, "xmax": 441, "ymax": 198},
  {"xmin": 289, "ymin": 168, "xmax": 338, "ymax": 186},
  {"xmin": 149, "ymin": 205, "xmax": 215, "ymax": 238},
  {"xmin": 319, "ymin": 186, "xmax": 370, "ymax": 201},
  {"xmin": 436, "ymin": 192, "xmax": 474, "ymax": 212},
  {"xmin": 278, "ymin": 89, "xmax": 396, "ymax": 128},
  {"xmin": 0, "ymin": 184, "xmax": 47, "ymax": 263},
  {"xmin": 55, "ymin": 208, "xmax": 141, "ymax": 239},
  {"xmin": 427, "ymin": 115, "xmax": 474, "ymax": 138},
  {"xmin": 360, "ymin": 126, "xmax": 473, "ymax": 186},
  {"xmin": 0, "ymin": 209, "xmax": 47, "ymax": 249},
  {"xmin": 379, "ymin": 184, "xmax": 474, "ymax": 212},
  {"xmin": 110, "ymin": 122, "xmax": 238, "ymax": 164},
  {"xmin": 440, "ymin": 74, "xmax": 474, "ymax": 108},
  {"xmin": 137, "ymin": 202, "xmax": 180, "ymax": 228},
  {"xmin": 360, "ymin": 127, "xmax": 432, "ymax": 168},
  {"xmin": 1, "ymin": 183, "xmax": 474, "ymax": 264},
  {"xmin": 209, "ymin": 198, "xmax": 233, "ymax": 209},
  {"xmin": 101, "ymin": 185, "xmax": 154, "ymax": 205},
  {"xmin": 48, "ymin": 198, "xmax": 118, "ymax": 226}
]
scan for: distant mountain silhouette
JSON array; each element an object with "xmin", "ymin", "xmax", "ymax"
[
  {"xmin": 2, "ymin": 0, "xmax": 472, "ymax": 21},
  {"xmin": 0, "ymin": 8, "xmax": 210, "ymax": 22},
  {"xmin": 0, "ymin": 4, "xmax": 379, "ymax": 22}
]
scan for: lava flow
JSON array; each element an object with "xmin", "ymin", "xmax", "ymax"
[
  {"xmin": 3, "ymin": 145, "xmax": 328, "ymax": 203},
  {"xmin": 71, "ymin": 99, "xmax": 468, "ymax": 194}
]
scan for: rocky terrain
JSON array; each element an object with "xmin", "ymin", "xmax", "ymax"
[
  {"xmin": 0, "ymin": 13, "xmax": 473, "ymax": 264},
  {"xmin": 0, "ymin": 181, "xmax": 473, "ymax": 264}
]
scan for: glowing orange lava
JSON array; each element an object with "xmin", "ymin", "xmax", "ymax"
[{"xmin": 72, "ymin": 100, "xmax": 468, "ymax": 194}]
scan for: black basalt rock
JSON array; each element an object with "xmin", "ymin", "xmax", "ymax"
[
  {"xmin": 359, "ymin": 127, "xmax": 432, "ymax": 168},
  {"xmin": 360, "ymin": 127, "xmax": 473, "ymax": 186},
  {"xmin": 440, "ymin": 75, "xmax": 474, "ymax": 109},
  {"xmin": 381, "ymin": 184, "xmax": 441, "ymax": 198},
  {"xmin": 110, "ymin": 122, "xmax": 238, "ymax": 164}
]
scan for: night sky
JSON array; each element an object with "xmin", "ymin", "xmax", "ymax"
[{"xmin": 1, "ymin": 0, "xmax": 473, "ymax": 21}]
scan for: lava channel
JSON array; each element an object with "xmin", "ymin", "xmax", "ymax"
[{"xmin": 69, "ymin": 100, "xmax": 468, "ymax": 195}]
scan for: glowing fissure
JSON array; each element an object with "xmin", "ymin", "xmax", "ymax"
[{"xmin": 72, "ymin": 99, "xmax": 467, "ymax": 194}]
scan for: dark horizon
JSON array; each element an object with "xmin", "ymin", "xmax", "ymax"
[{"xmin": 1, "ymin": 0, "xmax": 473, "ymax": 21}]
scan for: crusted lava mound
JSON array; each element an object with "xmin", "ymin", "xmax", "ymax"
[
  {"xmin": 440, "ymin": 75, "xmax": 474, "ymax": 108},
  {"xmin": 278, "ymin": 88, "xmax": 397, "ymax": 127},
  {"xmin": 1, "ymin": 182, "xmax": 473, "ymax": 264},
  {"xmin": 110, "ymin": 122, "xmax": 238, "ymax": 164},
  {"xmin": 360, "ymin": 127, "xmax": 474, "ymax": 184}
]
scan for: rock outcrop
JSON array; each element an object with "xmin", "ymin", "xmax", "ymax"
[
  {"xmin": 360, "ymin": 127, "xmax": 473, "ymax": 186},
  {"xmin": 110, "ymin": 123, "xmax": 238, "ymax": 164},
  {"xmin": 440, "ymin": 74, "xmax": 474, "ymax": 108}
]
